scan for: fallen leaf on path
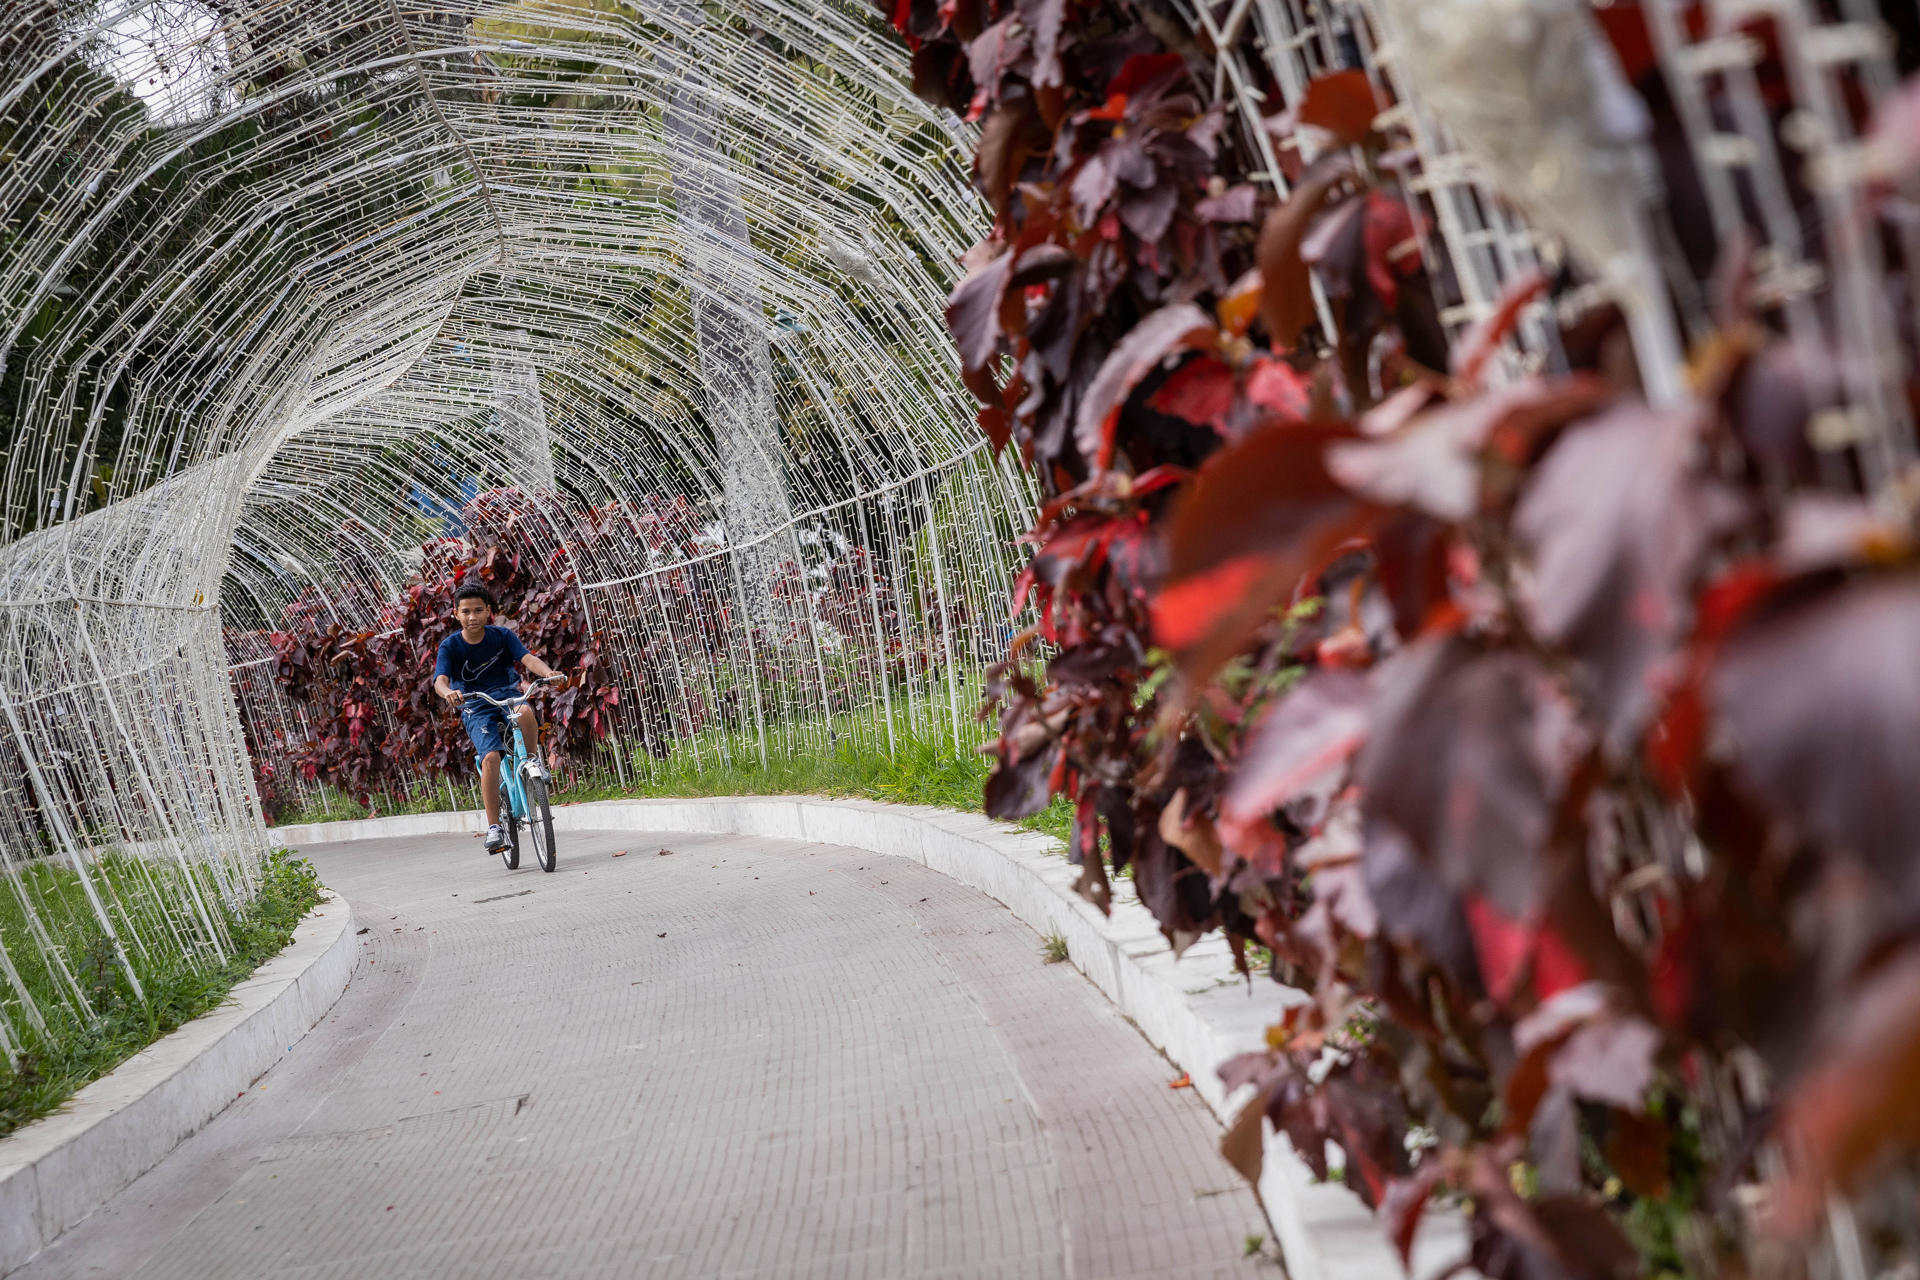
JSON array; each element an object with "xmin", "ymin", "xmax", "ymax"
[{"xmin": 1170, "ymin": 1073, "xmax": 1194, "ymax": 1089}]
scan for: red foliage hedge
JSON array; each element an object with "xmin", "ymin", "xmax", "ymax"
[
  {"xmin": 262, "ymin": 489, "xmax": 634, "ymax": 807},
  {"xmin": 887, "ymin": 0, "xmax": 1920, "ymax": 1272},
  {"xmin": 250, "ymin": 489, "xmax": 929, "ymax": 814}
]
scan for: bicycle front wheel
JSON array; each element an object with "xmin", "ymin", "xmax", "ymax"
[
  {"xmin": 502, "ymin": 805, "xmax": 521, "ymax": 870},
  {"xmin": 527, "ymin": 775, "xmax": 557, "ymax": 872}
]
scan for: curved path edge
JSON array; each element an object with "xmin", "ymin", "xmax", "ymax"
[
  {"xmin": 0, "ymin": 894, "xmax": 356, "ymax": 1276},
  {"xmin": 276, "ymin": 796, "xmax": 1466, "ymax": 1280}
]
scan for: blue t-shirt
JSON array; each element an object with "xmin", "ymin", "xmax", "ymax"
[{"xmin": 434, "ymin": 625, "xmax": 529, "ymax": 695}]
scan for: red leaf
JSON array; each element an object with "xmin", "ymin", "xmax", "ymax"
[
  {"xmin": 1453, "ymin": 269, "xmax": 1550, "ymax": 385},
  {"xmin": 1465, "ymin": 895, "xmax": 1538, "ymax": 1007},
  {"xmin": 1467, "ymin": 897, "xmax": 1595, "ymax": 1010},
  {"xmin": 1688, "ymin": 561, "xmax": 1778, "ymax": 652},
  {"xmin": 1604, "ymin": 1109, "xmax": 1671, "ymax": 1199},
  {"xmin": 1025, "ymin": 0, "xmax": 1064, "ymax": 88},
  {"xmin": 1157, "ymin": 419, "xmax": 1381, "ymax": 684},
  {"xmin": 1360, "ymin": 192, "xmax": 1421, "ymax": 309},
  {"xmin": 1381, "ymin": 1169, "xmax": 1439, "ymax": 1268},
  {"xmin": 1105, "ymin": 51, "xmax": 1186, "ymax": 99},
  {"xmin": 1220, "ymin": 1094, "xmax": 1267, "ymax": 1186},
  {"xmin": 966, "ymin": 13, "xmax": 1027, "ymax": 95},
  {"xmin": 1643, "ymin": 678, "xmax": 1705, "ymax": 799},
  {"xmin": 1150, "ymin": 555, "xmax": 1267, "ymax": 652},
  {"xmin": 1244, "ymin": 357, "xmax": 1310, "ymax": 421},
  {"xmin": 1775, "ymin": 948, "xmax": 1920, "ymax": 1232},
  {"xmin": 977, "ymin": 404, "xmax": 1012, "ymax": 455},
  {"xmin": 1255, "ymin": 160, "xmax": 1354, "ymax": 349},
  {"xmin": 985, "ymin": 747, "xmax": 1057, "ymax": 819},
  {"xmin": 1195, "ymin": 183, "xmax": 1258, "ymax": 224},
  {"xmin": 1298, "ymin": 69, "xmax": 1380, "ymax": 147},
  {"xmin": 1073, "ymin": 302, "xmax": 1215, "ymax": 470},
  {"xmin": 1146, "ymin": 355, "xmax": 1235, "ymax": 433},
  {"xmin": 1647, "ymin": 907, "xmax": 1695, "ymax": 1030},
  {"xmin": 1552, "ymin": 1009, "xmax": 1660, "ymax": 1112}
]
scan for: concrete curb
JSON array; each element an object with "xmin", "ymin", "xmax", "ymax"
[
  {"xmin": 276, "ymin": 796, "xmax": 1465, "ymax": 1279},
  {"xmin": 0, "ymin": 895, "xmax": 357, "ymax": 1276}
]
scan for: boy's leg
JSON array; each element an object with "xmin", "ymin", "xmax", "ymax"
[
  {"xmin": 514, "ymin": 705, "xmax": 538, "ymax": 758},
  {"xmin": 460, "ymin": 702, "xmax": 510, "ymax": 834},
  {"xmin": 480, "ymin": 750, "xmax": 503, "ymax": 824}
]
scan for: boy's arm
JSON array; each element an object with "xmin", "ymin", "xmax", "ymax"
[
  {"xmin": 433, "ymin": 637, "xmax": 461, "ymax": 703},
  {"xmin": 520, "ymin": 653, "xmax": 563, "ymax": 683}
]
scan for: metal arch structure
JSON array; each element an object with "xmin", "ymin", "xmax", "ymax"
[{"xmin": 0, "ymin": 0, "xmax": 1024, "ymax": 1056}]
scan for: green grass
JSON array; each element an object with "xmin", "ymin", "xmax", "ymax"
[
  {"xmin": 0, "ymin": 849, "xmax": 326, "ymax": 1138},
  {"xmin": 579, "ymin": 708, "xmax": 1078, "ymax": 846}
]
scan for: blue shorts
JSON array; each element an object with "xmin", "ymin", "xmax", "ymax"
[{"xmin": 459, "ymin": 690, "xmax": 521, "ymax": 759}]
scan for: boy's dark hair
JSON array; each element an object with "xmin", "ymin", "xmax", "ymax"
[{"xmin": 454, "ymin": 582, "xmax": 496, "ymax": 612}]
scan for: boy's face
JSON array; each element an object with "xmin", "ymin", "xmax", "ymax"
[{"xmin": 455, "ymin": 597, "xmax": 492, "ymax": 633}]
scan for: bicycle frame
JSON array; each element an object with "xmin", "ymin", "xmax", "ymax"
[{"xmin": 462, "ymin": 685, "xmax": 552, "ymax": 822}]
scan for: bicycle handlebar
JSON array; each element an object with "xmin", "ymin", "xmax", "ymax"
[{"xmin": 456, "ymin": 675, "xmax": 565, "ymax": 709}]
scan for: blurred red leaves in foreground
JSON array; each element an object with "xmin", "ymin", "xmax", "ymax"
[{"xmin": 889, "ymin": 0, "xmax": 1920, "ymax": 1272}]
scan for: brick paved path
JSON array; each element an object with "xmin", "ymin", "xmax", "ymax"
[{"xmin": 16, "ymin": 828, "xmax": 1270, "ymax": 1279}]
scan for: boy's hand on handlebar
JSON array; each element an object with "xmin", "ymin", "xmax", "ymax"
[
  {"xmin": 543, "ymin": 673, "xmax": 568, "ymax": 688},
  {"xmin": 442, "ymin": 687, "xmax": 464, "ymax": 706}
]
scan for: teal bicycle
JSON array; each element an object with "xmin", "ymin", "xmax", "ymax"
[{"xmin": 466, "ymin": 678, "xmax": 563, "ymax": 873}]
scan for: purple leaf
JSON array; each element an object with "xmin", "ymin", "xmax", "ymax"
[
  {"xmin": 1514, "ymin": 402, "xmax": 1719, "ymax": 752},
  {"xmin": 1195, "ymin": 183, "xmax": 1258, "ymax": 223},
  {"xmin": 1359, "ymin": 635, "xmax": 1573, "ymax": 923},
  {"xmin": 1712, "ymin": 575, "xmax": 1920, "ymax": 905},
  {"xmin": 1328, "ymin": 378, "xmax": 1611, "ymax": 521},
  {"xmin": 1222, "ymin": 669, "xmax": 1372, "ymax": 828},
  {"xmin": 945, "ymin": 248, "xmax": 1014, "ymax": 374}
]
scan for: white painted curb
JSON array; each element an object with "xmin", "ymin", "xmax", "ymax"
[
  {"xmin": 0, "ymin": 895, "xmax": 356, "ymax": 1275},
  {"xmin": 276, "ymin": 795, "xmax": 1465, "ymax": 1279}
]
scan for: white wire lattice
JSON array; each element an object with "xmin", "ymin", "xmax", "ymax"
[{"xmin": 0, "ymin": 0, "xmax": 1020, "ymax": 1057}]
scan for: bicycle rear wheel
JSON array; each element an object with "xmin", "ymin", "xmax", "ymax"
[
  {"xmin": 502, "ymin": 804, "xmax": 522, "ymax": 870},
  {"xmin": 527, "ymin": 775, "xmax": 557, "ymax": 872}
]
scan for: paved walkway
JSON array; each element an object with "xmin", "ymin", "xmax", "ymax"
[{"xmin": 16, "ymin": 828, "xmax": 1269, "ymax": 1279}]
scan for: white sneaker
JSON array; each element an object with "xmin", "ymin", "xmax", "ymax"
[{"xmin": 485, "ymin": 824, "xmax": 506, "ymax": 853}]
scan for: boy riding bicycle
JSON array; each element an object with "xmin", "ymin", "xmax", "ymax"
[{"xmin": 432, "ymin": 583, "xmax": 565, "ymax": 854}]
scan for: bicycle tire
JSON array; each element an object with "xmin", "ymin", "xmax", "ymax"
[
  {"xmin": 501, "ymin": 804, "xmax": 522, "ymax": 870},
  {"xmin": 527, "ymin": 774, "xmax": 557, "ymax": 872}
]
